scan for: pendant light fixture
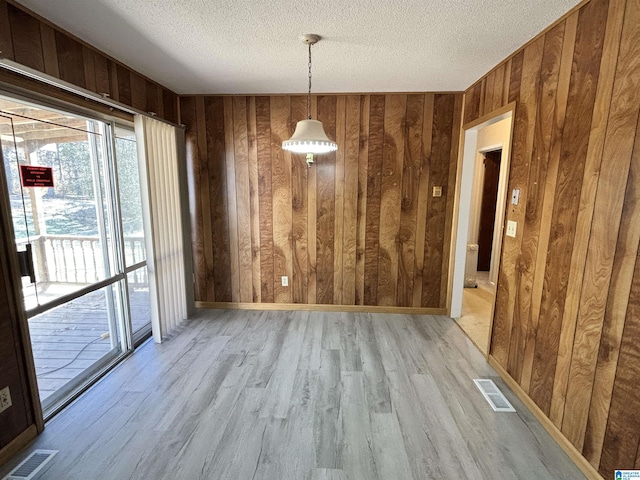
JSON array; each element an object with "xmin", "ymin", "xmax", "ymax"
[{"xmin": 282, "ymin": 34, "xmax": 338, "ymax": 167}]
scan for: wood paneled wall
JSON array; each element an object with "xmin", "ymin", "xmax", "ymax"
[
  {"xmin": 180, "ymin": 93, "xmax": 462, "ymax": 308},
  {"xmin": 465, "ymin": 0, "xmax": 640, "ymax": 475},
  {"xmin": 0, "ymin": 0, "xmax": 179, "ymax": 123}
]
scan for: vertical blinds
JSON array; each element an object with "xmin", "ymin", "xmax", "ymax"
[{"xmin": 135, "ymin": 115, "xmax": 187, "ymax": 342}]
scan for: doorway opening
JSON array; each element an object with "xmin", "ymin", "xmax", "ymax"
[
  {"xmin": 449, "ymin": 109, "xmax": 514, "ymax": 355},
  {"xmin": 0, "ymin": 94, "xmax": 151, "ymax": 418}
]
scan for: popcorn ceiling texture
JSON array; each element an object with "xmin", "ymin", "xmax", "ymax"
[{"xmin": 17, "ymin": 0, "xmax": 581, "ymax": 95}]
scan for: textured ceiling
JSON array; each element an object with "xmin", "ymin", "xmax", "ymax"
[{"xmin": 16, "ymin": 0, "xmax": 581, "ymax": 95}]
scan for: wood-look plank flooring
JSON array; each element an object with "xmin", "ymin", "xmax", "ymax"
[
  {"xmin": 2, "ymin": 310, "xmax": 585, "ymax": 480},
  {"xmin": 458, "ymin": 272, "xmax": 495, "ymax": 355}
]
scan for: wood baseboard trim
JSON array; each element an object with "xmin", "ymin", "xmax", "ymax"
[
  {"xmin": 488, "ymin": 356, "xmax": 603, "ymax": 480},
  {"xmin": 195, "ymin": 302, "xmax": 447, "ymax": 315},
  {"xmin": 0, "ymin": 424, "xmax": 37, "ymax": 468}
]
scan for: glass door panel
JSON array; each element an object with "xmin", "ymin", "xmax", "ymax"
[
  {"xmin": 0, "ymin": 95, "xmax": 144, "ymax": 417},
  {"xmin": 115, "ymin": 127, "xmax": 146, "ymax": 266},
  {"xmin": 0, "ymin": 104, "xmax": 113, "ymax": 310},
  {"xmin": 29, "ymin": 282, "xmax": 125, "ymax": 409}
]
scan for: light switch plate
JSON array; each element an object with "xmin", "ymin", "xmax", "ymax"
[
  {"xmin": 432, "ymin": 186, "xmax": 442, "ymax": 197},
  {"xmin": 512, "ymin": 189, "xmax": 520, "ymax": 205},
  {"xmin": 281, "ymin": 276, "xmax": 288, "ymax": 287},
  {"xmin": 506, "ymin": 220, "xmax": 517, "ymax": 238}
]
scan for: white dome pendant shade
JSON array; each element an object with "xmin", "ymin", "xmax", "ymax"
[
  {"xmin": 281, "ymin": 34, "xmax": 338, "ymax": 167},
  {"xmin": 282, "ymin": 119, "xmax": 338, "ymax": 154}
]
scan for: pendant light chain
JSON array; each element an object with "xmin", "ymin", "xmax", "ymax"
[
  {"xmin": 281, "ymin": 34, "xmax": 337, "ymax": 166},
  {"xmin": 307, "ymin": 42, "xmax": 312, "ymax": 119}
]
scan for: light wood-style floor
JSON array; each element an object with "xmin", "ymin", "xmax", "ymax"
[
  {"xmin": 2, "ymin": 310, "xmax": 585, "ymax": 480},
  {"xmin": 458, "ymin": 271, "xmax": 495, "ymax": 355}
]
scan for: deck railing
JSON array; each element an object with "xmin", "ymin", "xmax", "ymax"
[{"xmin": 16, "ymin": 234, "xmax": 147, "ymax": 286}]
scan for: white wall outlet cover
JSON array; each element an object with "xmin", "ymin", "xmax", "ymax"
[
  {"xmin": 506, "ymin": 220, "xmax": 517, "ymax": 238},
  {"xmin": 281, "ymin": 276, "xmax": 288, "ymax": 286},
  {"xmin": 433, "ymin": 186, "xmax": 442, "ymax": 197}
]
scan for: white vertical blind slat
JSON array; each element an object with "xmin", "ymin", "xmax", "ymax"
[{"xmin": 135, "ymin": 115, "xmax": 187, "ymax": 342}]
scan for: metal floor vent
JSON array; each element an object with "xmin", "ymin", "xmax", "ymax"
[
  {"xmin": 473, "ymin": 379, "xmax": 516, "ymax": 412},
  {"xmin": 4, "ymin": 450, "xmax": 58, "ymax": 480}
]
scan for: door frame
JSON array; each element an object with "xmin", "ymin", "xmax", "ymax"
[{"xmin": 447, "ymin": 102, "xmax": 516, "ymax": 356}]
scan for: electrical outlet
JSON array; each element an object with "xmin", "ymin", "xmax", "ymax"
[
  {"xmin": 506, "ymin": 220, "xmax": 517, "ymax": 238},
  {"xmin": 0, "ymin": 386, "xmax": 12, "ymax": 413},
  {"xmin": 281, "ymin": 276, "xmax": 289, "ymax": 287}
]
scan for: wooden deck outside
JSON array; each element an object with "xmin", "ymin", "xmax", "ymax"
[{"xmin": 27, "ymin": 286, "xmax": 150, "ymax": 402}]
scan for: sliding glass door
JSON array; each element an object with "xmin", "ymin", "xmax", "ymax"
[{"xmin": 0, "ymin": 95, "xmax": 150, "ymax": 416}]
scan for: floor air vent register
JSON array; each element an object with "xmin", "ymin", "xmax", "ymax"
[
  {"xmin": 473, "ymin": 379, "xmax": 516, "ymax": 412},
  {"xmin": 3, "ymin": 450, "xmax": 58, "ymax": 480}
]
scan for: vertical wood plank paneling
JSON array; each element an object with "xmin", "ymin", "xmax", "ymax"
[
  {"xmin": 478, "ymin": 78, "xmax": 487, "ymax": 118},
  {"xmin": 509, "ymin": 24, "xmax": 565, "ymax": 386},
  {"xmin": 145, "ymin": 80, "xmax": 159, "ymax": 115},
  {"xmin": 342, "ymin": 95, "xmax": 361, "ymax": 305},
  {"xmin": 197, "ymin": 97, "xmax": 214, "ymax": 302},
  {"xmin": 397, "ymin": 94, "xmax": 424, "ymax": 307},
  {"xmin": 247, "ymin": 97, "xmax": 262, "ymax": 303},
  {"xmin": 422, "ymin": 94, "xmax": 455, "ymax": 307},
  {"xmin": 355, "ymin": 96, "xmax": 370, "ymax": 305},
  {"xmin": 377, "ymin": 94, "xmax": 406, "ymax": 306},
  {"xmin": 223, "ymin": 97, "xmax": 241, "ymax": 302},
  {"xmin": 440, "ymin": 94, "xmax": 463, "ymax": 309},
  {"xmin": 232, "ymin": 97, "xmax": 254, "ymax": 303},
  {"xmin": 463, "ymin": 81, "xmax": 482, "ymax": 124},
  {"xmin": 8, "ymin": 3, "xmax": 43, "ymax": 71},
  {"xmin": 530, "ymin": 0, "xmax": 609, "ymax": 417},
  {"xmin": 256, "ymin": 97, "xmax": 275, "ymax": 303},
  {"xmin": 82, "ymin": 46, "xmax": 96, "ymax": 93},
  {"xmin": 492, "ymin": 63, "xmax": 506, "ymax": 112},
  {"xmin": 93, "ymin": 52, "xmax": 111, "ymax": 97},
  {"xmin": 130, "ymin": 72, "xmax": 146, "ymax": 111},
  {"xmin": 549, "ymin": 0, "xmax": 623, "ymax": 428},
  {"xmin": 270, "ymin": 96, "xmax": 293, "ymax": 304},
  {"xmin": 521, "ymin": 14, "xmax": 578, "ymax": 394},
  {"xmin": 290, "ymin": 96, "xmax": 308, "ymax": 304},
  {"xmin": 599, "ymin": 249, "xmax": 640, "ymax": 475},
  {"xmin": 502, "ymin": 58, "xmax": 513, "ymax": 105},
  {"xmin": 180, "ymin": 96, "xmax": 206, "ymax": 302},
  {"xmin": 55, "ymin": 31, "xmax": 85, "ymax": 88},
  {"xmin": 491, "ymin": 36, "xmax": 544, "ymax": 371},
  {"xmin": 163, "ymin": 89, "xmax": 178, "ymax": 123},
  {"xmin": 0, "ymin": 0, "xmax": 14, "ymax": 61},
  {"xmin": 333, "ymin": 96, "xmax": 347, "ymax": 304},
  {"xmin": 184, "ymin": 93, "xmax": 461, "ymax": 311},
  {"xmin": 108, "ymin": 60, "xmax": 119, "ymax": 102},
  {"xmin": 316, "ymin": 95, "xmax": 337, "ymax": 304},
  {"xmin": 508, "ymin": 51, "xmax": 525, "ymax": 103},
  {"xmin": 586, "ymin": 108, "xmax": 640, "ymax": 467},
  {"xmin": 495, "ymin": 38, "xmax": 544, "ymax": 379},
  {"xmin": 483, "ymin": 69, "xmax": 496, "ymax": 114},
  {"xmin": 205, "ymin": 97, "xmax": 232, "ymax": 302},
  {"xmin": 563, "ymin": 0, "xmax": 640, "ymax": 451},
  {"xmin": 363, "ymin": 95, "xmax": 385, "ymax": 305},
  {"xmin": 40, "ymin": 24, "xmax": 59, "ymax": 78},
  {"xmin": 413, "ymin": 95, "xmax": 434, "ymax": 307},
  {"xmin": 115, "ymin": 64, "xmax": 132, "ymax": 106},
  {"xmin": 307, "ymin": 97, "xmax": 318, "ymax": 305}
]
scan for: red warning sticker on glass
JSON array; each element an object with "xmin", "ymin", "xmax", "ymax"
[{"xmin": 20, "ymin": 165, "xmax": 54, "ymax": 188}]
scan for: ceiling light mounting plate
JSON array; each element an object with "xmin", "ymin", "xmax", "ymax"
[{"xmin": 301, "ymin": 34, "xmax": 321, "ymax": 45}]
